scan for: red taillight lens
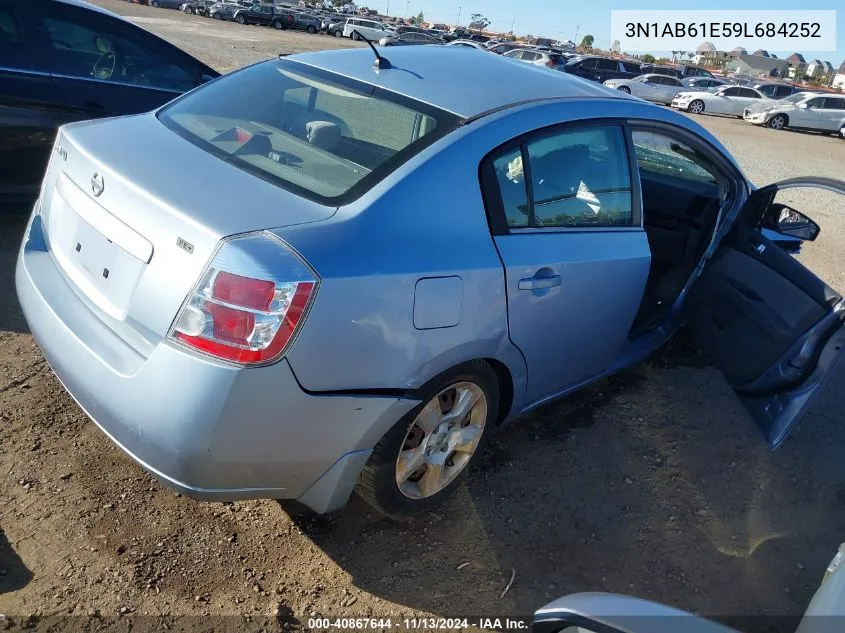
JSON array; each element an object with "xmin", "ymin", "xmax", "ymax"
[
  {"xmin": 546, "ymin": 59, "xmax": 555, "ymax": 67},
  {"xmin": 169, "ymin": 233, "xmax": 318, "ymax": 366},
  {"xmin": 212, "ymin": 271, "xmax": 274, "ymax": 310}
]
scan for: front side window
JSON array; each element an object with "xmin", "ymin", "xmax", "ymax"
[
  {"xmin": 805, "ymin": 97, "xmax": 824, "ymax": 109},
  {"xmin": 38, "ymin": 6, "xmax": 198, "ymax": 92},
  {"xmin": 721, "ymin": 87, "xmax": 741, "ymax": 97},
  {"xmin": 631, "ymin": 130, "xmax": 720, "ymax": 186},
  {"xmin": 488, "ymin": 126, "xmax": 633, "ymax": 229},
  {"xmin": 739, "ymin": 88, "xmax": 762, "ymax": 99},
  {"xmin": 159, "ymin": 60, "xmax": 458, "ymax": 203},
  {"xmin": 597, "ymin": 59, "xmax": 618, "ymax": 71}
]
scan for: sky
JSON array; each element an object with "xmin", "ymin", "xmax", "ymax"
[{"xmin": 379, "ymin": 0, "xmax": 843, "ymax": 66}]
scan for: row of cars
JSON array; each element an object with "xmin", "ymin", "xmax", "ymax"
[
  {"xmin": 585, "ymin": 64, "xmax": 845, "ymax": 138},
  {"xmin": 176, "ymin": 0, "xmax": 323, "ymax": 32}
]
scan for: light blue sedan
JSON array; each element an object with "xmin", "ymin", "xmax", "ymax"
[{"xmin": 16, "ymin": 46, "xmax": 845, "ymax": 518}]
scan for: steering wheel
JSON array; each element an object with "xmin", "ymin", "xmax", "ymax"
[{"xmin": 92, "ymin": 36, "xmax": 118, "ymax": 81}]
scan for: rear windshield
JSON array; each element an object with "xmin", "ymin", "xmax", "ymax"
[{"xmin": 158, "ymin": 60, "xmax": 459, "ymax": 204}]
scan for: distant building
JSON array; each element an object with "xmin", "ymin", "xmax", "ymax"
[
  {"xmin": 806, "ymin": 59, "xmax": 824, "ymax": 78},
  {"xmin": 833, "ymin": 60, "xmax": 845, "ymax": 89},
  {"xmin": 752, "ymin": 49, "xmax": 770, "ymax": 58},
  {"xmin": 728, "ymin": 46, "xmax": 746, "ymax": 58},
  {"xmin": 696, "ymin": 41, "xmax": 716, "ymax": 53},
  {"xmin": 726, "ymin": 53, "xmax": 789, "ymax": 78}
]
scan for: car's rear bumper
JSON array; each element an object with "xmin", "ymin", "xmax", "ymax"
[{"xmin": 16, "ymin": 207, "xmax": 417, "ymax": 512}]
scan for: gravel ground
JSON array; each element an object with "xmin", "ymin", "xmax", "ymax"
[{"xmin": 2, "ymin": 2, "xmax": 845, "ymax": 631}]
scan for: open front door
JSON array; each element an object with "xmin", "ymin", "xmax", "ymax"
[{"xmin": 685, "ymin": 178, "xmax": 845, "ymax": 448}]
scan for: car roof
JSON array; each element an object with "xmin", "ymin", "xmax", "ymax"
[{"xmin": 289, "ymin": 47, "xmax": 619, "ymax": 118}]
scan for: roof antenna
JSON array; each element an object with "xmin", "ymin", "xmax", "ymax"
[{"xmin": 353, "ymin": 30, "xmax": 392, "ymax": 69}]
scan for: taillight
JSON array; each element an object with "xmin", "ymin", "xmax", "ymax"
[
  {"xmin": 545, "ymin": 59, "xmax": 555, "ymax": 68},
  {"xmin": 168, "ymin": 232, "xmax": 318, "ymax": 366}
]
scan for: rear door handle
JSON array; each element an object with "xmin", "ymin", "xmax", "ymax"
[{"xmin": 518, "ymin": 275, "xmax": 561, "ymax": 291}]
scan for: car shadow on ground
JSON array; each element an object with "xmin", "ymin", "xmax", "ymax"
[
  {"xmin": 0, "ymin": 526, "xmax": 34, "ymax": 594},
  {"xmin": 0, "ymin": 217, "xmax": 29, "ymax": 334},
  {"xmin": 285, "ymin": 342, "xmax": 845, "ymax": 633}
]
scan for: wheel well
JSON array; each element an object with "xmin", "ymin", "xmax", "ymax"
[
  {"xmin": 771, "ymin": 112, "xmax": 789, "ymax": 125},
  {"xmin": 483, "ymin": 358, "xmax": 514, "ymax": 426}
]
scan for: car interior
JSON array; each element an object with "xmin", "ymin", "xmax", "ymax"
[{"xmin": 627, "ymin": 130, "xmax": 729, "ymax": 336}]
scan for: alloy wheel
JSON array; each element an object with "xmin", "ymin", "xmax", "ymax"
[
  {"xmin": 769, "ymin": 114, "xmax": 786, "ymax": 130},
  {"xmin": 395, "ymin": 382, "xmax": 487, "ymax": 499},
  {"xmin": 689, "ymin": 100, "xmax": 704, "ymax": 114},
  {"xmin": 618, "ymin": 86, "xmax": 630, "ymax": 94}
]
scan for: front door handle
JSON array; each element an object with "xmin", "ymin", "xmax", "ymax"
[{"xmin": 518, "ymin": 275, "xmax": 561, "ymax": 291}]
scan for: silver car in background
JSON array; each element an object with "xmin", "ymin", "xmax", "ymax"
[
  {"xmin": 603, "ymin": 73, "xmax": 685, "ymax": 104},
  {"xmin": 502, "ymin": 48, "xmax": 567, "ymax": 70},
  {"xmin": 745, "ymin": 92, "xmax": 845, "ymax": 135}
]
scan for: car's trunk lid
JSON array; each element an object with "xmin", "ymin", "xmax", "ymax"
[{"xmin": 39, "ymin": 113, "xmax": 335, "ymax": 357}]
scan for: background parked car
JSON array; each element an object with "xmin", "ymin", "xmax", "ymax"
[
  {"xmin": 563, "ymin": 56, "xmax": 641, "ymax": 82},
  {"xmin": 327, "ymin": 19, "xmax": 346, "ymax": 36},
  {"xmin": 488, "ymin": 42, "xmax": 522, "ymax": 55},
  {"xmin": 320, "ymin": 14, "xmax": 343, "ymax": 30},
  {"xmin": 745, "ymin": 93, "xmax": 845, "ymax": 135},
  {"xmin": 503, "ymin": 48, "xmax": 567, "ymax": 70},
  {"xmin": 639, "ymin": 64, "xmax": 681, "ymax": 78},
  {"xmin": 233, "ymin": 3, "xmax": 283, "ymax": 26},
  {"xmin": 149, "ymin": 0, "xmax": 184, "ymax": 8},
  {"xmin": 279, "ymin": 10, "xmax": 321, "ymax": 32},
  {"xmin": 182, "ymin": 0, "xmax": 216, "ymax": 15},
  {"xmin": 675, "ymin": 64, "xmax": 714, "ymax": 79},
  {"xmin": 207, "ymin": 2, "xmax": 240, "ymax": 19},
  {"xmin": 379, "ymin": 31, "xmax": 441, "ymax": 46},
  {"xmin": 682, "ymin": 77, "xmax": 728, "ymax": 91},
  {"xmin": 445, "ymin": 39, "xmax": 487, "ymax": 50},
  {"xmin": 0, "ymin": 0, "xmax": 218, "ymax": 214},
  {"xmin": 752, "ymin": 82, "xmax": 799, "ymax": 99},
  {"xmin": 603, "ymin": 74, "xmax": 685, "ymax": 104},
  {"xmin": 343, "ymin": 17, "xmax": 394, "ymax": 40},
  {"xmin": 672, "ymin": 85, "xmax": 767, "ymax": 116}
]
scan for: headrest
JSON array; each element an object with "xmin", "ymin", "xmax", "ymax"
[{"xmin": 305, "ymin": 121, "xmax": 341, "ymax": 151}]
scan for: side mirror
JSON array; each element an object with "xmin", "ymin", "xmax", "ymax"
[
  {"xmin": 798, "ymin": 102, "xmax": 809, "ymax": 109},
  {"xmin": 763, "ymin": 203, "xmax": 820, "ymax": 241},
  {"xmin": 532, "ymin": 593, "xmax": 739, "ymax": 633}
]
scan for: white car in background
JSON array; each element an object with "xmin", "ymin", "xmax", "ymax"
[
  {"xmin": 445, "ymin": 39, "xmax": 487, "ymax": 50},
  {"xmin": 342, "ymin": 17, "xmax": 394, "ymax": 40},
  {"xmin": 603, "ymin": 74, "xmax": 685, "ymax": 105},
  {"xmin": 672, "ymin": 85, "xmax": 767, "ymax": 117},
  {"xmin": 502, "ymin": 48, "xmax": 566, "ymax": 70},
  {"xmin": 745, "ymin": 92, "xmax": 845, "ymax": 136}
]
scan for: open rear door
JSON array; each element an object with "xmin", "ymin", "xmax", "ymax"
[{"xmin": 685, "ymin": 178, "xmax": 845, "ymax": 448}]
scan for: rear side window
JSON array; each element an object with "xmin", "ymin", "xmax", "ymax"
[
  {"xmin": 597, "ymin": 59, "xmax": 618, "ymax": 71},
  {"xmin": 823, "ymin": 98, "xmax": 845, "ymax": 109},
  {"xmin": 0, "ymin": 7, "xmax": 29, "ymax": 69},
  {"xmin": 486, "ymin": 126, "xmax": 634, "ymax": 229},
  {"xmin": 159, "ymin": 60, "xmax": 459, "ymax": 204},
  {"xmin": 621, "ymin": 62, "xmax": 641, "ymax": 73}
]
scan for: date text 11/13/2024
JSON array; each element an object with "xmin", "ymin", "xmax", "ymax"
[
  {"xmin": 306, "ymin": 617, "xmax": 530, "ymax": 630},
  {"xmin": 624, "ymin": 22, "xmax": 821, "ymax": 39}
]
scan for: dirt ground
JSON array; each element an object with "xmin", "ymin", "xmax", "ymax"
[{"xmin": 2, "ymin": 3, "xmax": 845, "ymax": 631}]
